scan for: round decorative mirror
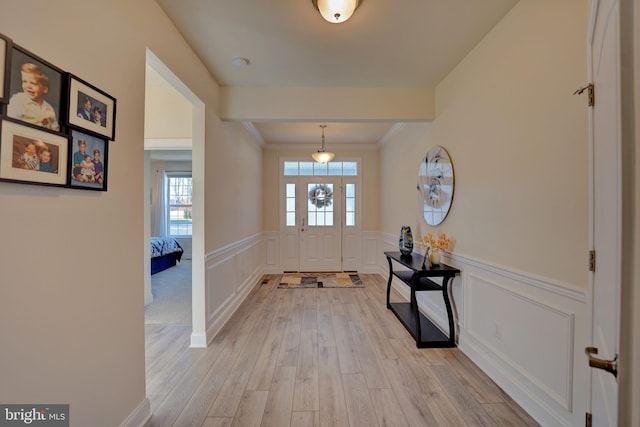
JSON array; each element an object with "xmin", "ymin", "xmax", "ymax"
[{"xmin": 418, "ymin": 146, "xmax": 454, "ymax": 226}]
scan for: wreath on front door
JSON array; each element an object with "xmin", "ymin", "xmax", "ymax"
[{"xmin": 308, "ymin": 184, "xmax": 333, "ymax": 209}]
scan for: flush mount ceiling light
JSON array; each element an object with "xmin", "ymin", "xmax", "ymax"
[
  {"xmin": 312, "ymin": 0, "xmax": 362, "ymax": 24},
  {"xmin": 312, "ymin": 125, "xmax": 335, "ymax": 163}
]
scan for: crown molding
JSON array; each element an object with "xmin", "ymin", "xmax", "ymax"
[{"xmin": 241, "ymin": 121, "xmax": 265, "ymax": 146}]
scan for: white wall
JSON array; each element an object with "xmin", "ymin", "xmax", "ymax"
[
  {"xmin": 380, "ymin": 0, "xmax": 590, "ymax": 425},
  {"xmin": 144, "ymin": 85, "xmax": 193, "ymax": 140},
  {"xmin": 382, "ymin": 0, "xmax": 588, "ymax": 285},
  {"xmin": 429, "ymin": 0, "xmax": 588, "ymax": 286},
  {"xmin": 207, "ymin": 122, "xmax": 263, "ymax": 249},
  {"xmin": 0, "ymin": 1, "xmax": 226, "ymax": 425}
]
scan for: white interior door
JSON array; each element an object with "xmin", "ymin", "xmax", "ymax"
[
  {"xmin": 587, "ymin": 0, "xmax": 621, "ymax": 424},
  {"xmin": 299, "ymin": 178, "xmax": 342, "ymax": 271}
]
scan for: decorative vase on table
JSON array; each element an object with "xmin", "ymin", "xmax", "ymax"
[
  {"xmin": 429, "ymin": 250, "xmax": 441, "ymax": 266},
  {"xmin": 399, "ymin": 226, "xmax": 414, "ymax": 256}
]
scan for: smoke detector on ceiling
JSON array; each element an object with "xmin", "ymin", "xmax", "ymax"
[{"xmin": 231, "ymin": 56, "xmax": 250, "ymax": 68}]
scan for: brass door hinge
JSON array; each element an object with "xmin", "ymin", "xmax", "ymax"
[
  {"xmin": 589, "ymin": 250, "xmax": 596, "ymax": 272},
  {"xmin": 574, "ymin": 83, "xmax": 595, "ymax": 107},
  {"xmin": 586, "ymin": 412, "xmax": 592, "ymax": 427}
]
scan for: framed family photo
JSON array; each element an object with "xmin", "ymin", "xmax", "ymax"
[
  {"xmin": 6, "ymin": 44, "xmax": 66, "ymax": 132},
  {"xmin": 0, "ymin": 118, "xmax": 69, "ymax": 186},
  {"xmin": 0, "ymin": 32, "xmax": 11, "ymax": 103},
  {"xmin": 69, "ymin": 129, "xmax": 108, "ymax": 191},
  {"xmin": 67, "ymin": 74, "xmax": 116, "ymax": 140}
]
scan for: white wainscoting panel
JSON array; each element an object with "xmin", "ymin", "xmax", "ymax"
[
  {"xmin": 206, "ymin": 253, "xmax": 236, "ymax": 322},
  {"xmin": 251, "ymin": 238, "xmax": 265, "ymax": 276},
  {"xmin": 361, "ymin": 232, "xmax": 380, "ymax": 273},
  {"xmin": 342, "ymin": 228, "xmax": 361, "ymax": 272},
  {"xmin": 264, "ymin": 232, "xmax": 279, "ymax": 273},
  {"xmin": 282, "ymin": 233, "xmax": 299, "ymax": 271},
  {"xmin": 203, "ymin": 234, "xmax": 264, "ymax": 344},
  {"xmin": 466, "ymin": 273, "xmax": 575, "ymax": 410}
]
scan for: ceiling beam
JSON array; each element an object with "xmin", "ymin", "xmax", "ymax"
[{"xmin": 220, "ymin": 86, "xmax": 435, "ymax": 122}]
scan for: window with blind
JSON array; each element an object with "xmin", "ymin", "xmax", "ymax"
[{"xmin": 167, "ymin": 175, "xmax": 192, "ymax": 237}]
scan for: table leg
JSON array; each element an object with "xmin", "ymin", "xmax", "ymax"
[
  {"xmin": 442, "ymin": 277, "xmax": 456, "ymax": 346},
  {"xmin": 385, "ymin": 256, "xmax": 393, "ymax": 309},
  {"xmin": 411, "ymin": 274, "xmax": 421, "ymax": 347}
]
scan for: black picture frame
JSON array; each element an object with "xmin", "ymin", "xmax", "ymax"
[
  {"xmin": 0, "ymin": 117, "xmax": 69, "ymax": 187},
  {"xmin": 67, "ymin": 74, "xmax": 116, "ymax": 141},
  {"xmin": 69, "ymin": 129, "xmax": 108, "ymax": 191},
  {"xmin": 0, "ymin": 32, "xmax": 11, "ymax": 103},
  {"xmin": 6, "ymin": 44, "xmax": 66, "ymax": 133}
]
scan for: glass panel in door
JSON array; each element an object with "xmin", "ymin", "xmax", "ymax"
[{"xmin": 299, "ymin": 178, "xmax": 341, "ymax": 271}]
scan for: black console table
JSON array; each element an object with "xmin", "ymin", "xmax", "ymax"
[{"xmin": 384, "ymin": 251, "xmax": 460, "ymax": 348}]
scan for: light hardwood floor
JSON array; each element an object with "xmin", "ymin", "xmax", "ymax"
[{"xmin": 145, "ymin": 274, "xmax": 539, "ymax": 427}]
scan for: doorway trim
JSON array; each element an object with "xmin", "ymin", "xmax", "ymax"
[
  {"xmin": 278, "ymin": 157, "xmax": 362, "ymax": 272},
  {"xmin": 144, "ymin": 49, "xmax": 207, "ymax": 348}
]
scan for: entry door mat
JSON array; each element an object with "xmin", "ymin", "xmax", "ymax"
[{"xmin": 278, "ymin": 272, "xmax": 364, "ymax": 289}]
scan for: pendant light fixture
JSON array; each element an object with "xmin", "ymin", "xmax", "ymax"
[
  {"xmin": 312, "ymin": 0, "xmax": 362, "ymax": 24},
  {"xmin": 312, "ymin": 125, "xmax": 335, "ymax": 163}
]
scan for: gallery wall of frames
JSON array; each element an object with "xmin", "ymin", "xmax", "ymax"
[{"xmin": 0, "ymin": 32, "xmax": 116, "ymax": 191}]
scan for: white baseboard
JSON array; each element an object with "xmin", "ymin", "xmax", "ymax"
[
  {"xmin": 119, "ymin": 398, "xmax": 151, "ymax": 427},
  {"xmin": 190, "ymin": 332, "xmax": 207, "ymax": 348}
]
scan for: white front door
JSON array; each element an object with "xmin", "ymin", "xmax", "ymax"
[
  {"xmin": 299, "ymin": 178, "xmax": 342, "ymax": 271},
  {"xmin": 587, "ymin": 0, "xmax": 621, "ymax": 424}
]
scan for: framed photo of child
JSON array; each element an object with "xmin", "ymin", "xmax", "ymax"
[
  {"xmin": 69, "ymin": 129, "xmax": 108, "ymax": 191},
  {"xmin": 0, "ymin": 118, "xmax": 69, "ymax": 187},
  {"xmin": 6, "ymin": 44, "xmax": 66, "ymax": 132},
  {"xmin": 67, "ymin": 74, "xmax": 116, "ymax": 141},
  {"xmin": 0, "ymin": 32, "xmax": 11, "ymax": 103}
]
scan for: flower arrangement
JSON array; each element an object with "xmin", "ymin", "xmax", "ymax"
[
  {"xmin": 416, "ymin": 232, "xmax": 452, "ymax": 268},
  {"xmin": 416, "ymin": 232, "xmax": 452, "ymax": 253}
]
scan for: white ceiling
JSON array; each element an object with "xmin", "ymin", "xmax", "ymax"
[{"xmin": 151, "ymin": 0, "xmax": 519, "ymax": 147}]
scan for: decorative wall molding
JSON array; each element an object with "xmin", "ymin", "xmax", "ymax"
[
  {"xmin": 264, "ymin": 142, "xmax": 379, "ymax": 151},
  {"xmin": 361, "ymin": 231, "xmax": 380, "ymax": 273},
  {"xmin": 263, "ymin": 231, "xmax": 280, "ymax": 273},
  {"xmin": 241, "ymin": 121, "xmax": 265, "ymax": 146},
  {"xmin": 447, "ymin": 251, "xmax": 587, "ymax": 303},
  {"xmin": 465, "ymin": 273, "xmax": 575, "ymax": 411}
]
